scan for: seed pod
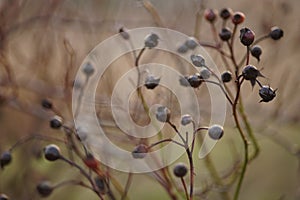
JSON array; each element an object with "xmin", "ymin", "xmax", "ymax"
[
  {"xmin": 191, "ymin": 54, "xmax": 205, "ymax": 67},
  {"xmin": 221, "ymin": 71, "xmax": 232, "ymax": 83},
  {"xmin": 259, "ymin": 86, "xmax": 277, "ymax": 102},
  {"xmin": 155, "ymin": 106, "xmax": 171, "ymax": 123},
  {"xmin": 208, "ymin": 125, "xmax": 224, "ymax": 140},
  {"xmin": 173, "ymin": 163, "xmax": 188, "ymax": 178},
  {"xmin": 144, "ymin": 33, "xmax": 159, "ymax": 48},
  {"xmin": 145, "ymin": 74, "xmax": 160, "ymax": 89},
  {"xmin": 242, "ymin": 65, "xmax": 264, "ymax": 87},
  {"xmin": 251, "ymin": 45, "xmax": 262, "ymax": 61},
  {"xmin": 204, "ymin": 9, "xmax": 218, "ymax": 23},
  {"xmin": 44, "ymin": 144, "xmax": 61, "ymax": 161},
  {"xmin": 220, "ymin": 8, "xmax": 232, "ymax": 20},
  {"xmin": 200, "ymin": 68, "xmax": 211, "ymax": 79},
  {"xmin": 240, "ymin": 27, "xmax": 255, "ymax": 46},
  {"xmin": 269, "ymin": 26, "xmax": 284, "ymax": 40},
  {"xmin": 219, "ymin": 27, "xmax": 232, "ymax": 41},
  {"xmin": 36, "ymin": 181, "xmax": 53, "ymax": 197},
  {"xmin": 187, "ymin": 74, "xmax": 202, "ymax": 88},
  {"xmin": 181, "ymin": 114, "xmax": 193, "ymax": 126},
  {"xmin": 82, "ymin": 62, "xmax": 95, "ymax": 76},
  {"xmin": 132, "ymin": 144, "xmax": 148, "ymax": 159},
  {"xmin": 232, "ymin": 11, "xmax": 245, "ymax": 25},
  {"xmin": 0, "ymin": 151, "xmax": 12, "ymax": 169},
  {"xmin": 185, "ymin": 37, "xmax": 198, "ymax": 50},
  {"xmin": 50, "ymin": 115, "xmax": 63, "ymax": 129}
]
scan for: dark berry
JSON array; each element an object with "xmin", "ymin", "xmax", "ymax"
[
  {"xmin": 204, "ymin": 9, "xmax": 217, "ymax": 23},
  {"xmin": 185, "ymin": 37, "xmax": 198, "ymax": 50},
  {"xmin": 208, "ymin": 125, "xmax": 224, "ymax": 140},
  {"xmin": 251, "ymin": 45, "xmax": 262, "ymax": 61},
  {"xmin": 181, "ymin": 114, "xmax": 193, "ymax": 126},
  {"xmin": 36, "ymin": 181, "xmax": 53, "ymax": 197},
  {"xmin": 187, "ymin": 74, "xmax": 202, "ymax": 88},
  {"xmin": 50, "ymin": 116, "xmax": 62, "ymax": 129},
  {"xmin": 132, "ymin": 144, "xmax": 148, "ymax": 159},
  {"xmin": 219, "ymin": 27, "xmax": 232, "ymax": 41},
  {"xmin": 220, "ymin": 8, "xmax": 232, "ymax": 20},
  {"xmin": 155, "ymin": 106, "xmax": 171, "ymax": 123},
  {"xmin": 41, "ymin": 99, "xmax": 52, "ymax": 109},
  {"xmin": 191, "ymin": 54, "xmax": 205, "ymax": 67},
  {"xmin": 145, "ymin": 33, "xmax": 159, "ymax": 48},
  {"xmin": 179, "ymin": 76, "xmax": 190, "ymax": 87},
  {"xmin": 145, "ymin": 75, "xmax": 160, "ymax": 89},
  {"xmin": 44, "ymin": 144, "xmax": 61, "ymax": 161},
  {"xmin": 240, "ymin": 27, "xmax": 255, "ymax": 46},
  {"xmin": 173, "ymin": 163, "xmax": 188, "ymax": 178},
  {"xmin": 0, "ymin": 194, "xmax": 9, "ymax": 200},
  {"xmin": 259, "ymin": 86, "xmax": 277, "ymax": 103},
  {"xmin": 221, "ymin": 71, "xmax": 232, "ymax": 83},
  {"xmin": 0, "ymin": 151, "xmax": 12, "ymax": 169},
  {"xmin": 269, "ymin": 26, "xmax": 284, "ymax": 40},
  {"xmin": 177, "ymin": 44, "xmax": 188, "ymax": 54},
  {"xmin": 232, "ymin": 11, "xmax": 245, "ymax": 25},
  {"xmin": 95, "ymin": 176, "xmax": 108, "ymax": 194},
  {"xmin": 82, "ymin": 62, "xmax": 95, "ymax": 76},
  {"xmin": 242, "ymin": 65, "xmax": 264, "ymax": 87}
]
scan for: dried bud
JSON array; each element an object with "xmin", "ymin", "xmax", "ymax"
[
  {"xmin": 145, "ymin": 33, "xmax": 159, "ymax": 48},
  {"xmin": 44, "ymin": 144, "xmax": 61, "ymax": 161},
  {"xmin": 173, "ymin": 163, "xmax": 188, "ymax": 178},
  {"xmin": 251, "ymin": 45, "xmax": 262, "ymax": 61},
  {"xmin": 259, "ymin": 86, "xmax": 277, "ymax": 103},
  {"xmin": 187, "ymin": 74, "xmax": 202, "ymax": 88},
  {"xmin": 155, "ymin": 106, "xmax": 171, "ymax": 123},
  {"xmin": 82, "ymin": 62, "xmax": 95, "ymax": 76},
  {"xmin": 36, "ymin": 181, "xmax": 53, "ymax": 197},
  {"xmin": 232, "ymin": 11, "xmax": 245, "ymax": 25},
  {"xmin": 240, "ymin": 27, "xmax": 255, "ymax": 46},
  {"xmin": 145, "ymin": 74, "xmax": 160, "ymax": 89},
  {"xmin": 132, "ymin": 144, "xmax": 148, "ymax": 159},
  {"xmin": 0, "ymin": 151, "xmax": 12, "ymax": 169},
  {"xmin": 221, "ymin": 71, "xmax": 232, "ymax": 83},
  {"xmin": 208, "ymin": 125, "xmax": 224, "ymax": 140},
  {"xmin": 185, "ymin": 37, "xmax": 198, "ymax": 50},
  {"xmin": 181, "ymin": 114, "xmax": 193, "ymax": 126},
  {"xmin": 220, "ymin": 8, "xmax": 232, "ymax": 20},
  {"xmin": 204, "ymin": 9, "xmax": 218, "ymax": 23},
  {"xmin": 269, "ymin": 26, "xmax": 284, "ymax": 40},
  {"xmin": 191, "ymin": 54, "xmax": 205, "ymax": 67},
  {"xmin": 219, "ymin": 27, "xmax": 232, "ymax": 41}
]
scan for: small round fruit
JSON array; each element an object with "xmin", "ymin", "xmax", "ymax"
[
  {"xmin": 259, "ymin": 86, "xmax": 276, "ymax": 103},
  {"xmin": 36, "ymin": 181, "xmax": 53, "ymax": 197},
  {"xmin": 191, "ymin": 54, "xmax": 205, "ymax": 67},
  {"xmin": 181, "ymin": 114, "xmax": 193, "ymax": 126},
  {"xmin": 220, "ymin": 8, "xmax": 232, "ymax": 20},
  {"xmin": 132, "ymin": 144, "xmax": 148, "ymax": 159},
  {"xmin": 232, "ymin": 11, "xmax": 245, "ymax": 25},
  {"xmin": 145, "ymin": 33, "xmax": 159, "ymax": 48},
  {"xmin": 173, "ymin": 163, "xmax": 188, "ymax": 178},
  {"xmin": 208, "ymin": 125, "xmax": 224, "ymax": 140},
  {"xmin": 240, "ymin": 27, "xmax": 255, "ymax": 46},
  {"xmin": 0, "ymin": 194, "xmax": 9, "ymax": 200},
  {"xmin": 0, "ymin": 151, "xmax": 12, "ymax": 169},
  {"xmin": 82, "ymin": 62, "xmax": 95, "ymax": 76},
  {"xmin": 185, "ymin": 37, "xmax": 198, "ymax": 50},
  {"xmin": 144, "ymin": 75, "xmax": 160, "ymax": 89},
  {"xmin": 177, "ymin": 44, "xmax": 188, "ymax": 54},
  {"xmin": 204, "ymin": 9, "xmax": 217, "ymax": 23},
  {"xmin": 219, "ymin": 27, "xmax": 232, "ymax": 41},
  {"xmin": 155, "ymin": 106, "xmax": 171, "ymax": 123},
  {"xmin": 44, "ymin": 144, "xmax": 61, "ymax": 161},
  {"xmin": 187, "ymin": 75, "xmax": 202, "ymax": 88},
  {"xmin": 269, "ymin": 26, "xmax": 284, "ymax": 40},
  {"xmin": 242, "ymin": 65, "xmax": 260, "ymax": 80},
  {"xmin": 251, "ymin": 45, "xmax": 262, "ymax": 61},
  {"xmin": 50, "ymin": 116, "xmax": 62, "ymax": 129},
  {"xmin": 221, "ymin": 71, "xmax": 232, "ymax": 83}
]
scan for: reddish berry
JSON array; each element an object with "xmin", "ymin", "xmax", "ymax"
[
  {"xmin": 240, "ymin": 27, "xmax": 255, "ymax": 46},
  {"xmin": 204, "ymin": 9, "xmax": 217, "ymax": 23},
  {"xmin": 232, "ymin": 11, "xmax": 245, "ymax": 25}
]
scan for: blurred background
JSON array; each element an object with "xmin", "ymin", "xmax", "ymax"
[{"xmin": 0, "ymin": 0, "xmax": 299, "ymax": 199}]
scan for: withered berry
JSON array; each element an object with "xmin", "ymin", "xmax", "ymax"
[
  {"xmin": 259, "ymin": 86, "xmax": 277, "ymax": 102},
  {"xmin": 219, "ymin": 27, "xmax": 232, "ymax": 41},
  {"xmin": 240, "ymin": 28, "xmax": 255, "ymax": 46},
  {"xmin": 242, "ymin": 65, "xmax": 264, "ymax": 87}
]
